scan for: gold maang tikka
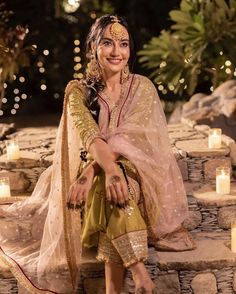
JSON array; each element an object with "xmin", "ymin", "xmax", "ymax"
[{"xmin": 109, "ymin": 16, "xmax": 126, "ymax": 41}]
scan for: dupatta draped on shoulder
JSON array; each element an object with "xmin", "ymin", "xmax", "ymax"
[
  {"xmin": 98, "ymin": 74, "xmax": 188, "ymax": 238},
  {"xmin": 0, "ymin": 80, "xmax": 85, "ymax": 293}
]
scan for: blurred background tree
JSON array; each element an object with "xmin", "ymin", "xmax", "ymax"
[
  {"xmin": 0, "ymin": 2, "xmax": 34, "ymax": 110},
  {"xmin": 138, "ymin": 0, "xmax": 236, "ymax": 99},
  {"xmin": 1, "ymin": 0, "xmax": 181, "ymax": 117}
]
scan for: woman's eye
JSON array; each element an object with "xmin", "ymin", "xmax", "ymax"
[
  {"xmin": 120, "ymin": 42, "xmax": 129, "ymax": 48},
  {"xmin": 103, "ymin": 41, "xmax": 112, "ymax": 46}
]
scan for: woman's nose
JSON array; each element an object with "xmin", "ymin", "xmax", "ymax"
[{"xmin": 111, "ymin": 43, "xmax": 120, "ymax": 56}]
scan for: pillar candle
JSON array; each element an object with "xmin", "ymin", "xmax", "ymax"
[
  {"xmin": 208, "ymin": 128, "xmax": 222, "ymax": 149},
  {"xmin": 0, "ymin": 177, "xmax": 11, "ymax": 198},
  {"xmin": 216, "ymin": 167, "xmax": 230, "ymax": 194},
  {"xmin": 6, "ymin": 140, "xmax": 20, "ymax": 160},
  {"xmin": 231, "ymin": 220, "xmax": 236, "ymax": 253}
]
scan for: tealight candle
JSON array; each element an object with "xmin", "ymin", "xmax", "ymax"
[
  {"xmin": 208, "ymin": 128, "xmax": 222, "ymax": 149},
  {"xmin": 5, "ymin": 139, "xmax": 20, "ymax": 160},
  {"xmin": 0, "ymin": 177, "xmax": 11, "ymax": 198},
  {"xmin": 231, "ymin": 219, "xmax": 236, "ymax": 253},
  {"xmin": 216, "ymin": 167, "xmax": 230, "ymax": 194}
]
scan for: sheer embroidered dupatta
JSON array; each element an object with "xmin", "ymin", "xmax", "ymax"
[
  {"xmin": 99, "ymin": 75, "xmax": 189, "ymax": 238},
  {"xmin": 0, "ymin": 83, "xmax": 84, "ymax": 293}
]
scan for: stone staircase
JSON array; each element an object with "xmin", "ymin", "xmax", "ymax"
[{"xmin": 0, "ymin": 122, "xmax": 236, "ymax": 294}]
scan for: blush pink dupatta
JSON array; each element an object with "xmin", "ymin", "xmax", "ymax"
[{"xmin": 98, "ymin": 74, "xmax": 189, "ymax": 238}]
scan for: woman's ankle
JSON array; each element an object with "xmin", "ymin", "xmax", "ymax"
[{"xmin": 129, "ymin": 262, "xmax": 155, "ymax": 292}]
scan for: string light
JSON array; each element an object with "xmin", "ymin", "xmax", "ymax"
[
  {"xmin": 40, "ymin": 84, "xmax": 47, "ymax": 91},
  {"xmin": 158, "ymin": 85, "xmax": 164, "ymax": 91},
  {"xmin": 73, "ymin": 37, "xmax": 83, "ymax": 80},
  {"xmin": 74, "ymin": 47, "xmax": 80, "ymax": 53},
  {"xmin": 11, "ymin": 109, "xmax": 16, "ymax": 115},
  {"xmin": 19, "ymin": 76, "xmax": 25, "ymax": 83},
  {"xmin": 13, "ymin": 88, "xmax": 19, "ymax": 94},
  {"xmin": 43, "ymin": 50, "xmax": 49, "ymax": 56},
  {"xmin": 0, "ymin": 110, "xmax": 3, "ymax": 116},
  {"xmin": 3, "ymin": 83, "xmax": 7, "ymax": 89},
  {"xmin": 2, "ymin": 98, "xmax": 7, "ymax": 103},
  {"xmin": 21, "ymin": 94, "xmax": 27, "ymax": 99},
  {"xmin": 90, "ymin": 12, "xmax": 97, "ymax": 19},
  {"xmin": 225, "ymin": 60, "xmax": 231, "ymax": 66},
  {"xmin": 225, "ymin": 68, "xmax": 231, "ymax": 74},
  {"xmin": 179, "ymin": 78, "xmax": 185, "ymax": 84},
  {"xmin": 14, "ymin": 103, "xmax": 19, "ymax": 109},
  {"xmin": 14, "ymin": 96, "xmax": 20, "ymax": 102},
  {"xmin": 54, "ymin": 93, "xmax": 60, "ymax": 99},
  {"xmin": 63, "ymin": 0, "xmax": 81, "ymax": 13},
  {"xmin": 39, "ymin": 67, "xmax": 45, "ymax": 73},
  {"xmin": 210, "ymin": 86, "xmax": 214, "ymax": 92},
  {"xmin": 160, "ymin": 61, "xmax": 167, "ymax": 68},
  {"xmin": 74, "ymin": 40, "xmax": 80, "ymax": 46}
]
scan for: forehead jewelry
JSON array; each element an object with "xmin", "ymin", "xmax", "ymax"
[{"xmin": 109, "ymin": 17, "xmax": 126, "ymax": 41}]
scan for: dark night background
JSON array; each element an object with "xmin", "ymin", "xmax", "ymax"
[{"xmin": 1, "ymin": 0, "xmax": 180, "ymax": 119}]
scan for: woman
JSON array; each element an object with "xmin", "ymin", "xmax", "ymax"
[
  {"xmin": 0, "ymin": 15, "xmax": 194, "ymax": 294},
  {"xmin": 66, "ymin": 15, "xmax": 194, "ymax": 293}
]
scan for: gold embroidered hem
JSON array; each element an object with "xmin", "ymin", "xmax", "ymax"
[
  {"xmin": 96, "ymin": 232, "xmax": 123, "ymax": 264},
  {"xmin": 0, "ymin": 248, "xmax": 54, "ymax": 294},
  {"xmin": 112, "ymin": 230, "xmax": 148, "ymax": 267}
]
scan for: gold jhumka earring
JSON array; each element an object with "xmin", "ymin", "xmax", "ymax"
[
  {"xmin": 86, "ymin": 51, "xmax": 101, "ymax": 82},
  {"xmin": 121, "ymin": 63, "xmax": 130, "ymax": 84}
]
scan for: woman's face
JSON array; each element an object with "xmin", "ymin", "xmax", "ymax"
[{"xmin": 96, "ymin": 24, "xmax": 130, "ymax": 76}]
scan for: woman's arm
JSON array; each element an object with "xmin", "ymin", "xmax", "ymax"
[{"xmin": 67, "ymin": 84, "xmax": 128, "ymax": 206}]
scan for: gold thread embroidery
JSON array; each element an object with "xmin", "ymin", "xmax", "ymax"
[
  {"xmin": 97, "ymin": 232, "xmax": 123, "ymax": 264},
  {"xmin": 111, "ymin": 230, "xmax": 148, "ymax": 267},
  {"xmin": 68, "ymin": 87, "xmax": 102, "ymax": 150},
  {"xmin": 0, "ymin": 248, "xmax": 53, "ymax": 294}
]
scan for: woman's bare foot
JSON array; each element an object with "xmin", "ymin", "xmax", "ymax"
[{"xmin": 129, "ymin": 262, "xmax": 156, "ymax": 293}]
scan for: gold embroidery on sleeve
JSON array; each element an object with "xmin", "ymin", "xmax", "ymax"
[{"xmin": 68, "ymin": 88, "xmax": 102, "ymax": 150}]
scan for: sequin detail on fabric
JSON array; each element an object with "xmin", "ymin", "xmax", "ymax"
[{"xmin": 112, "ymin": 230, "xmax": 148, "ymax": 267}]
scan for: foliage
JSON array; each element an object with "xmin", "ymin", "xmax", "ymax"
[
  {"xmin": 138, "ymin": 0, "xmax": 236, "ymax": 97},
  {"xmin": 0, "ymin": 2, "xmax": 34, "ymax": 108}
]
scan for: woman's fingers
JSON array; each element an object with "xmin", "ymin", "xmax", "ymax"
[
  {"xmin": 109, "ymin": 184, "xmax": 118, "ymax": 205},
  {"xmin": 113, "ymin": 183, "xmax": 125, "ymax": 206},
  {"xmin": 68, "ymin": 183, "xmax": 84, "ymax": 203}
]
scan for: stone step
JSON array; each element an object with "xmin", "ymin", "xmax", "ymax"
[
  {"xmin": 183, "ymin": 183, "xmax": 236, "ymax": 233},
  {"xmin": 1, "ymin": 232, "xmax": 236, "ymax": 294}
]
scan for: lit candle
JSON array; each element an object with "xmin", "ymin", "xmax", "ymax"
[
  {"xmin": 0, "ymin": 177, "xmax": 11, "ymax": 198},
  {"xmin": 231, "ymin": 219, "xmax": 236, "ymax": 253},
  {"xmin": 5, "ymin": 139, "xmax": 20, "ymax": 160},
  {"xmin": 208, "ymin": 128, "xmax": 222, "ymax": 149},
  {"xmin": 216, "ymin": 167, "xmax": 230, "ymax": 194}
]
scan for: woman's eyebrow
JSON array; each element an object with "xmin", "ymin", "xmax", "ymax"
[{"xmin": 101, "ymin": 37, "xmax": 130, "ymax": 42}]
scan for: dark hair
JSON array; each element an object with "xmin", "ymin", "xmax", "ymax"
[{"xmin": 82, "ymin": 15, "xmax": 134, "ymax": 122}]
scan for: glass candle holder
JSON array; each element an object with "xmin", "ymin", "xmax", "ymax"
[
  {"xmin": 5, "ymin": 139, "xmax": 20, "ymax": 160},
  {"xmin": 0, "ymin": 177, "xmax": 11, "ymax": 198},
  {"xmin": 208, "ymin": 128, "xmax": 222, "ymax": 149},
  {"xmin": 231, "ymin": 218, "xmax": 236, "ymax": 253},
  {"xmin": 216, "ymin": 167, "xmax": 230, "ymax": 194}
]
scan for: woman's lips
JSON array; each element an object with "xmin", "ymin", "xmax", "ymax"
[{"xmin": 107, "ymin": 58, "xmax": 122, "ymax": 65}]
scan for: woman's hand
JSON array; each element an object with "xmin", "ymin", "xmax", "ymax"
[
  {"xmin": 105, "ymin": 164, "xmax": 129, "ymax": 208},
  {"xmin": 67, "ymin": 165, "xmax": 94, "ymax": 206}
]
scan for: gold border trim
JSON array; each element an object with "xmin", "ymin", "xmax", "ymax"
[{"xmin": 0, "ymin": 247, "xmax": 55, "ymax": 294}]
